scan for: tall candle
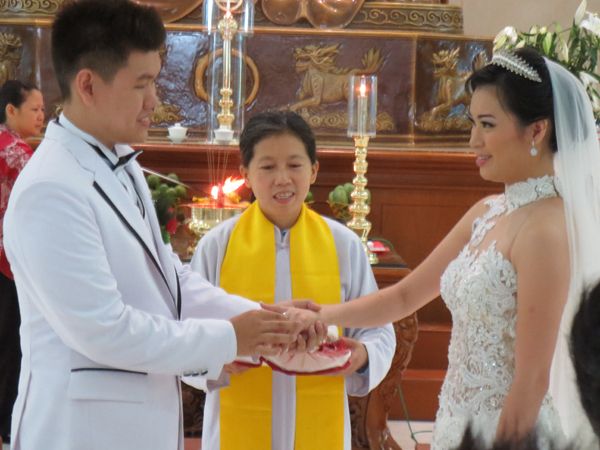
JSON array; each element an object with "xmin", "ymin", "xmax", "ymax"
[{"xmin": 357, "ymin": 78, "xmax": 367, "ymax": 136}]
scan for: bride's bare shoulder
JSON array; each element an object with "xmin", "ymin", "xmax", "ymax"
[{"xmin": 513, "ymin": 197, "xmax": 567, "ymax": 255}]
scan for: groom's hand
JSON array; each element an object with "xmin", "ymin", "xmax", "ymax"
[
  {"xmin": 261, "ymin": 301, "xmax": 326, "ymax": 352},
  {"xmin": 289, "ymin": 320, "xmax": 328, "ymax": 353},
  {"xmin": 230, "ymin": 309, "xmax": 301, "ymax": 357}
]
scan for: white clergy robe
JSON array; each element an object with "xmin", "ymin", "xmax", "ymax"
[{"xmin": 189, "ymin": 213, "xmax": 396, "ymax": 450}]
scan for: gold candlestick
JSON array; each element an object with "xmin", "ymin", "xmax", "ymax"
[
  {"xmin": 347, "ymin": 74, "xmax": 377, "ymax": 264},
  {"xmin": 346, "ymin": 135, "xmax": 378, "ymax": 264}
]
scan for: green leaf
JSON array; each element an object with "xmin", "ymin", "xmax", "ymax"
[
  {"xmin": 161, "ymin": 227, "xmax": 171, "ymax": 244},
  {"xmin": 543, "ymin": 32, "xmax": 554, "ymax": 54}
]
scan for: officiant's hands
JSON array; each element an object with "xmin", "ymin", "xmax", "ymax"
[
  {"xmin": 230, "ymin": 309, "xmax": 302, "ymax": 357},
  {"xmin": 334, "ymin": 337, "xmax": 368, "ymax": 376}
]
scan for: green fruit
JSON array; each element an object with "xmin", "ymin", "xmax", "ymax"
[
  {"xmin": 166, "ymin": 187, "xmax": 177, "ymax": 202},
  {"xmin": 158, "ymin": 184, "xmax": 169, "ymax": 194},
  {"xmin": 331, "ymin": 185, "xmax": 348, "ymax": 204},
  {"xmin": 343, "ymin": 182, "xmax": 354, "ymax": 196},
  {"xmin": 304, "ymin": 191, "xmax": 314, "ymax": 203},
  {"xmin": 167, "ymin": 173, "xmax": 179, "ymax": 182},
  {"xmin": 146, "ymin": 174, "xmax": 160, "ymax": 189},
  {"xmin": 328, "ymin": 190, "xmax": 335, "ymax": 203},
  {"xmin": 174, "ymin": 185, "xmax": 187, "ymax": 198}
]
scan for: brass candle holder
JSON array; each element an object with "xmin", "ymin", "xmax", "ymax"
[
  {"xmin": 347, "ymin": 75, "xmax": 378, "ymax": 265},
  {"xmin": 186, "ymin": 202, "xmax": 245, "ymax": 256}
]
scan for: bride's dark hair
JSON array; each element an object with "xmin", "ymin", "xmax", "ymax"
[
  {"xmin": 467, "ymin": 47, "xmax": 557, "ymax": 153},
  {"xmin": 454, "ymin": 425, "xmax": 573, "ymax": 450},
  {"xmin": 571, "ymin": 281, "xmax": 600, "ymax": 439}
]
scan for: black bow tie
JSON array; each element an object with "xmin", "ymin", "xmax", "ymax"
[{"xmin": 89, "ymin": 143, "xmax": 142, "ymax": 171}]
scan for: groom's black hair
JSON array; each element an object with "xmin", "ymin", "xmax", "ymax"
[{"xmin": 51, "ymin": 0, "xmax": 165, "ymax": 101}]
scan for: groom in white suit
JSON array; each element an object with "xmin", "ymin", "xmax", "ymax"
[{"xmin": 2, "ymin": 1, "xmax": 306, "ymax": 449}]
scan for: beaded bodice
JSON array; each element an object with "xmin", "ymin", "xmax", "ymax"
[{"xmin": 431, "ymin": 175, "xmax": 561, "ymax": 449}]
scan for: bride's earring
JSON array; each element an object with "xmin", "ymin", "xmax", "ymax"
[{"xmin": 530, "ymin": 140, "xmax": 538, "ymax": 157}]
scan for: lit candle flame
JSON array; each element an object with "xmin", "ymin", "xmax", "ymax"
[
  {"xmin": 357, "ymin": 77, "xmax": 368, "ymax": 135},
  {"xmin": 359, "ymin": 80, "xmax": 367, "ymax": 97},
  {"xmin": 210, "ymin": 176, "xmax": 245, "ymax": 201},
  {"xmin": 223, "ymin": 176, "xmax": 245, "ymax": 194}
]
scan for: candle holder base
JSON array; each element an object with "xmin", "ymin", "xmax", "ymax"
[
  {"xmin": 214, "ymin": 127, "xmax": 235, "ymax": 143},
  {"xmin": 367, "ymin": 245, "xmax": 379, "ymax": 265}
]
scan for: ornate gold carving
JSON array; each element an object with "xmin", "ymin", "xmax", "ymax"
[
  {"xmin": 288, "ymin": 44, "xmax": 394, "ymax": 132},
  {"xmin": 351, "ymin": 2, "xmax": 462, "ymax": 32},
  {"xmin": 150, "ymin": 101, "xmax": 183, "ymax": 125},
  {"xmin": 416, "ymin": 47, "xmax": 487, "ymax": 132},
  {"xmin": 0, "ymin": 32, "xmax": 22, "ymax": 86},
  {"xmin": 260, "ymin": 0, "xmax": 364, "ymax": 29},
  {"xmin": 298, "ymin": 109, "xmax": 394, "ymax": 132},
  {"xmin": 132, "ymin": 1, "xmax": 203, "ymax": 23},
  {"xmin": 289, "ymin": 44, "xmax": 382, "ymax": 112},
  {"xmin": 193, "ymin": 49, "xmax": 259, "ymax": 107},
  {"xmin": 0, "ymin": 0, "xmax": 64, "ymax": 15}
]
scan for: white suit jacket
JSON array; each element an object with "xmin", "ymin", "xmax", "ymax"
[{"xmin": 3, "ymin": 118, "xmax": 257, "ymax": 450}]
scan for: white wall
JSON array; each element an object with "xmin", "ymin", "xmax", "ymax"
[{"xmin": 449, "ymin": 0, "xmax": 600, "ymax": 37}]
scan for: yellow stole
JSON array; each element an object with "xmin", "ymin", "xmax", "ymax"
[{"xmin": 219, "ymin": 202, "xmax": 345, "ymax": 450}]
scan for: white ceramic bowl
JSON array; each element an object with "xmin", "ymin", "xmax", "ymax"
[{"xmin": 168, "ymin": 123, "xmax": 188, "ymax": 143}]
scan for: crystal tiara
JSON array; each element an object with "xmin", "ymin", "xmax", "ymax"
[{"xmin": 490, "ymin": 50, "xmax": 542, "ymax": 83}]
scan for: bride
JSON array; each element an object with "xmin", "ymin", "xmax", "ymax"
[{"xmin": 280, "ymin": 47, "xmax": 600, "ymax": 448}]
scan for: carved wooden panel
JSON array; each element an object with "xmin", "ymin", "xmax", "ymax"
[{"xmin": 0, "ymin": 19, "xmax": 490, "ymax": 146}]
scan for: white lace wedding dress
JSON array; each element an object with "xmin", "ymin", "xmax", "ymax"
[{"xmin": 431, "ymin": 176, "xmax": 565, "ymax": 449}]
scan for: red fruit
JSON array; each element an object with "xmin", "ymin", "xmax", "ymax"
[{"xmin": 165, "ymin": 217, "xmax": 178, "ymax": 235}]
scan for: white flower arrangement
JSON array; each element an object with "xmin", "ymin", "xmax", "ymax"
[{"xmin": 493, "ymin": 0, "xmax": 600, "ymax": 120}]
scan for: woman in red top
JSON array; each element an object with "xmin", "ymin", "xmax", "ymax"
[{"xmin": 0, "ymin": 80, "xmax": 44, "ymax": 444}]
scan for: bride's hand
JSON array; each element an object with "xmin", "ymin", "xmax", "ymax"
[{"xmin": 260, "ymin": 300, "xmax": 322, "ymax": 329}]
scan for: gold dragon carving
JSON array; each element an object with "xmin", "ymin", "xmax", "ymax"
[
  {"xmin": 194, "ymin": 49, "xmax": 260, "ymax": 107},
  {"xmin": 0, "ymin": 33, "xmax": 22, "ymax": 87},
  {"xmin": 151, "ymin": 44, "xmax": 183, "ymax": 125},
  {"xmin": 416, "ymin": 47, "xmax": 488, "ymax": 132},
  {"xmin": 289, "ymin": 44, "xmax": 394, "ymax": 132},
  {"xmin": 0, "ymin": 0, "xmax": 64, "ymax": 14},
  {"xmin": 259, "ymin": 0, "xmax": 364, "ymax": 28}
]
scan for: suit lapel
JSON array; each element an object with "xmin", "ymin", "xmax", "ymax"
[
  {"xmin": 124, "ymin": 159, "xmax": 181, "ymax": 316},
  {"xmin": 47, "ymin": 122, "xmax": 179, "ymax": 318},
  {"xmin": 92, "ymin": 165, "xmax": 158, "ymax": 260}
]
